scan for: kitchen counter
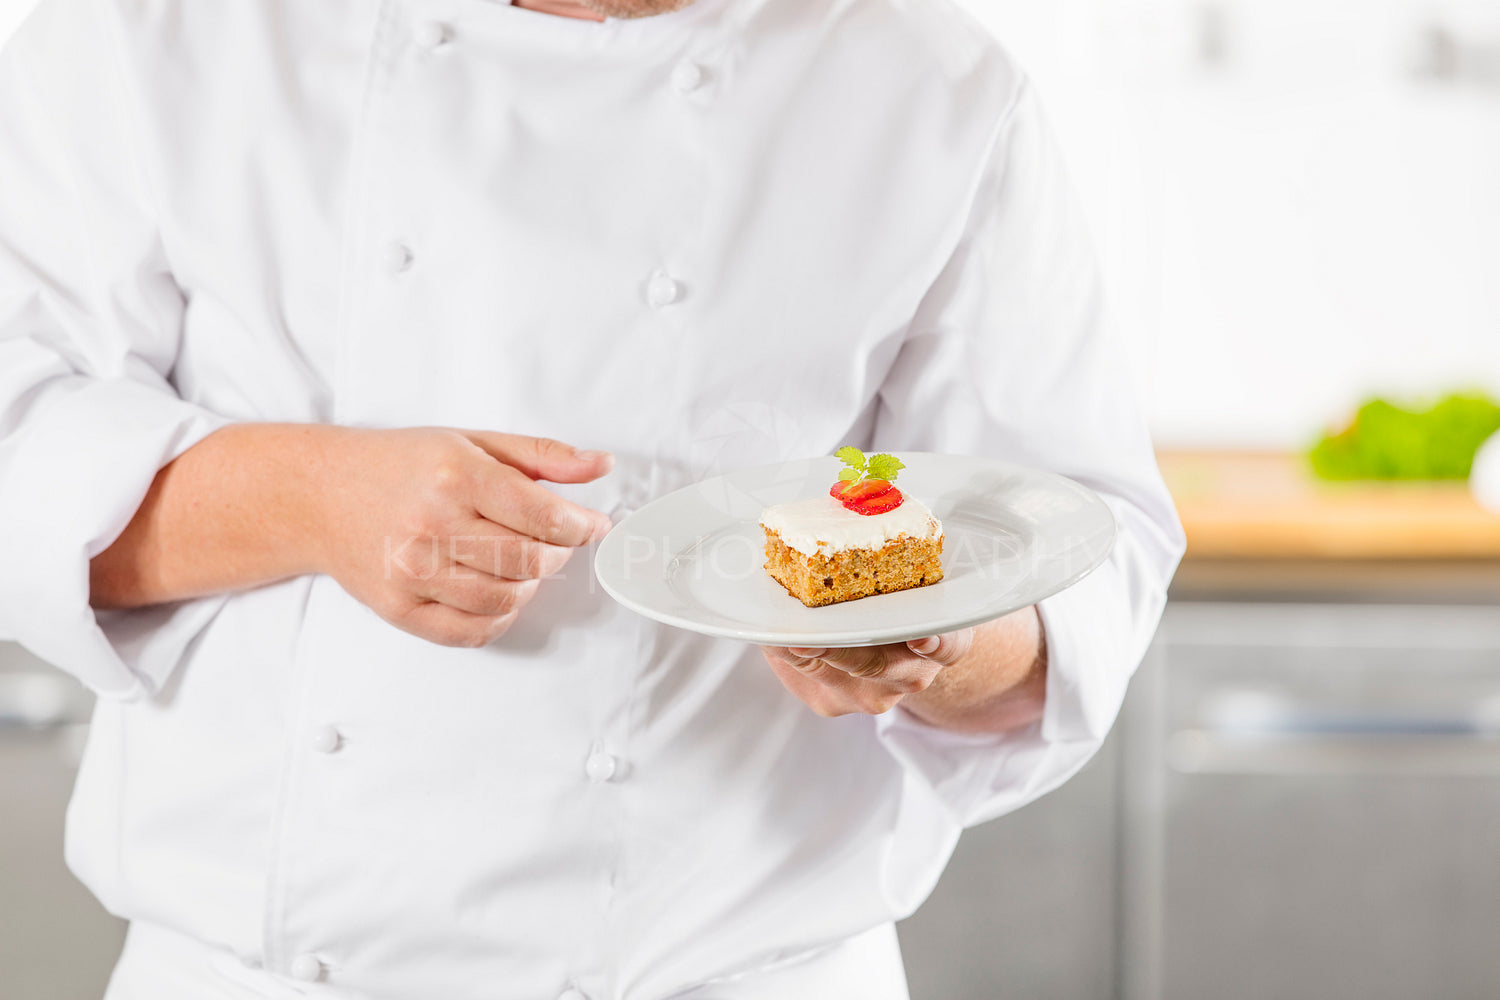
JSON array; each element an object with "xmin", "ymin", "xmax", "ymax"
[
  {"xmin": 1158, "ymin": 450, "xmax": 1500, "ymax": 600},
  {"xmin": 1159, "ymin": 450, "xmax": 1500, "ymax": 559}
]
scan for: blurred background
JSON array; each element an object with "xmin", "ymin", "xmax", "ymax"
[{"xmin": 4, "ymin": 0, "xmax": 1500, "ymax": 997}]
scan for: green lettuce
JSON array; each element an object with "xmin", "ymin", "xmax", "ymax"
[{"xmin": 1309, "ymin": 392, "xmax": 1500, "ymax": 481}]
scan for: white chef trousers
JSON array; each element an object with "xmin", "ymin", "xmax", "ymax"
[{"xmin": 103, "ymin": 921, "xmax": 912, "ymax": 1000}]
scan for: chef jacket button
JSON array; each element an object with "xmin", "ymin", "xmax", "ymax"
[
  {"xmin": 672, "ymin": 60, "xmax": 705, "ymax": 93},
  {"xmin": 558, "ymin": 990, "xmax": 589, "ymax": 1000},
  {"xmin": 585, "ymin": 751, "xmax": 618, "ymax": 783},
  {"xmin": 383, "ymin": 242, "xmax": 414, "ymax": 274},
  {"xmin": 646, "ymin": 271, "xmax": 681, "ymax": 309},
  {"xmin": 413, "ymin": 20, "xmax": 450, "ymax": 50},
  {"xmin": 309, "ymin": 725, "xmax": 342, "ymax": 754},
  {"xmin": 289, "ymin": 955, "xmax": 324, "ymax": 983}
]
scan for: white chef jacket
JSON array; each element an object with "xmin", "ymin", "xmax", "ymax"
[{"xmin": 0, "ymin": 0, "xmax": 1183, "ymax": 998}]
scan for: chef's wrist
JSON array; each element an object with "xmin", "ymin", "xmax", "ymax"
[
  {"xmin": 193, "ymin": 421, "xmax": 349, "ymax": 581},
  {"xmin": 87, "ymin": 421, "xmax": 347, "ymax": 609},
  {"xmin": 280, "ymin": 422, "xmax": 362, "ymax": 580}
]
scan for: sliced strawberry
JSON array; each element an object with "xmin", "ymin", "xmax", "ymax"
[
  {"xmin": 831, "ymin": 479, "xmax": 894, "ymax": 503},
  {"xmin": 846, "ymin": 486, "xmax": 904, "ymax": 516}
]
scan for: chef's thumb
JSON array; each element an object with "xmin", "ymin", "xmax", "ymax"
[
  {"xmin": 466, "ymin": 431, "xmax": 615, "ymax": 483},
  {"xmin": 906, "ymin": 629, "xmax": 974, "ymax": 665}
]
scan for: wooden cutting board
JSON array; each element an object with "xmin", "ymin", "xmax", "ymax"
[{"xmin": 1157, "ymin": 450, "xmax": 1500, "ymax": 560}]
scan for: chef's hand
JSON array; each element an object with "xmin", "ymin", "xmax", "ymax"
[
  {"xmin": 312, "ymin": 428, "xmax": 613, "ymax": 648},
  {"xmin": 758, "ymin": 607, "xmax": 1046, "ymax": 733},
  {"xmin": 759, "ymin": 632, "xmax": 968, "ymax": 717}
]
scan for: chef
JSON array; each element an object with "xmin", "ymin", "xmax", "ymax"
[{"xmin": 0, "ymin": 0, "xmax": 1183, "ymax": 997}]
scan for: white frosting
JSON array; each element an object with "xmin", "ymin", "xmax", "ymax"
[{"xmin": 759, "ymin": 493, "xmax": 942, "ymax": 557}]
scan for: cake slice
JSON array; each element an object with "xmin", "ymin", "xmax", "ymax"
[{"xmin": 759, "ymin": 449, "xmax": 944, "ymax": 608}]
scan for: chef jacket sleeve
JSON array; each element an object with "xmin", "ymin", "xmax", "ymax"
[
  {"xmin": 868, "ymin": 77, "xmax": 1185, "ymax": 828},
  {"xmin": 0, "ymin": 0, "xmax": 234, "ymax": 700}
]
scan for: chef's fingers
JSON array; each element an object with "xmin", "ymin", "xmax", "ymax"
[
  {"xmin": 446, "ymin": 521, "xmax": 577, "ymax": 580},
  {"xmin": 779, "ymin": 645, "xmax": 937, "ymax": 693},
  {"xmin": 394, "ymin": 600, "xmax": 522, "ymax": 649},
  {"xmin": 786, "ymin": 644, "xmax": 898, "ymax": 681},
  {"xmin": 417, "ymin": 575, "xmax": 542, "ymax": 619},
  {"xmin": 464, "ymin": 431, "xmax": 615, "ymax": 484},
  {"xmin": 765, "ymin": 652, "xmax": 907, "ymax": 716},
  {"xmin": 471, "ymin": 464, "xmax": 613, "ymax": 546},
  {"xmin": 762, "ymin": 654, "xmax": 862, "ymax": 717}
]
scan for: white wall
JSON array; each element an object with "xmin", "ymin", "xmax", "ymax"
[{"xmin": 959, "ymin": 0, "xmax": 1500, "ymax": 447}]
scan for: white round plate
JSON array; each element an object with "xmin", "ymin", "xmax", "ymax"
[{"xmin": 593, "ymin": 453, "xmax": 1115, "ymax": 648}]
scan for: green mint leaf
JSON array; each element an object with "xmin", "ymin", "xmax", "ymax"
[
  {"xmin": 837, "ymin": 468, "xmax": 862, "ymax": 482},
  {"xmin": 866, "ymin": 454, "xmax": 905, "ymax": 482},
  {"xmin": 835, "ymin": 446, "xmax": 866, "ymax": 471}
]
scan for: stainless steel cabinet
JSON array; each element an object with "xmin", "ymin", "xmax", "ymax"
[
  {"xmin": 1139, "ymin": 602, "xmax": 1500, "ymax": 1000},
  {"xmin": 900, "ymin": 602, "xmax": 1500, "ymax": 1000},
  {"xmin": 0, "ymin": 645, "xmax": 125, "ymax": 1000}
]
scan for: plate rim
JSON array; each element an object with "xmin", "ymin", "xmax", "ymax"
[{"xmin": 592, "ymin": 453, "xmax": 1116, "ymax": 647}]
